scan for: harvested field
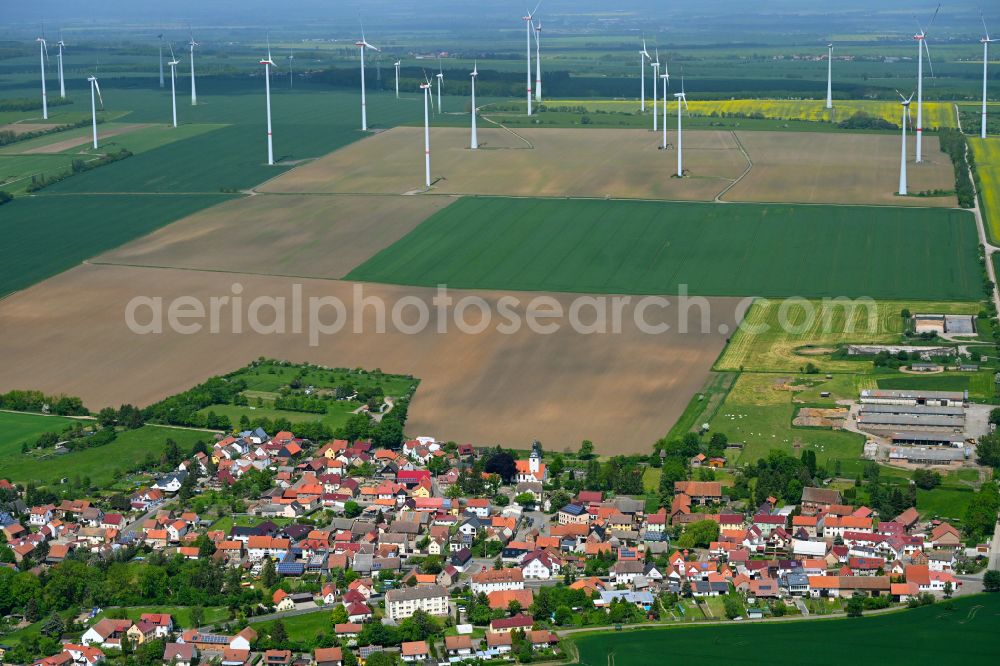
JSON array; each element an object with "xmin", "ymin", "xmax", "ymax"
[
  {"xmin": 260, "ymin": 127, "xmax": 746, "ymax": 200},
  {"xmin": 97, "ymin": 194, "xmax": 455, "ymax": 280},
  {"xmin": 722, "ymin": 131, "xmax": 956, "ymax": 206},
  {"xmin": 0, "ymin": 264, "xmax": 741, "ymax": 454},
  {"xmin": 18, "ymin": 123, "xmax": 153, "ymax": 154}
]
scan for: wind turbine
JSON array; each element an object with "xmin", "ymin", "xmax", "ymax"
[
  {"xmin": 660, "ymin": 61, "xmax": 670, "ymax": 149},
  {"xmin": 420, "ymin": 73, "xmax": 432, "ymax": 187},
  {"xmin": 640, "ymin": 37, "xmax": 651, "ymax": 112},
  {"xmin": 167, "ymin": 44, "xmax": 180, "ymax": 127},
  {"xmin": 674, "ymin": 77, "xmax": 689, "ymax": 178},
  {"xmin": 394, "ymin": 59, "xmax": 401, "ymax": 99},
  {"xmin": 470, "ymin": 61, "xmax": 479, "ymax": 150},
  {"xmin": 158, "ymin": 33, "xmax": 165, "ymax": 88},
  {"xmin": 436, "ymin": 58, "xmax": 444, "ymax": 113},
  {"xmin": 57, "ymin": 34, "xmax": 66, "ymax": 99},
  {"xmin": 913, "ymin": 4, "xmax": 939, "ymax": 163},
  {"xmin": 897, "ymin": 91, "xmax": 915, "ymax": 195},
  {"xmin": 261, "ymin": 40, "xmax": 277, "ymax": 166},
  {"xmin": 981, "ymin": 12, "xmax": 995, "ymax": 139},
  {"xmin": 523, "ymin": 2, "xmax": 540, "ymax": 116},
  {"xmin": 356, "ymin": 23, "xmax": 379, "ymax": 131},
  {"xmin": 534, "ymin": 20, "xmax": 542, "ymax": 103},
  {"xmin": 287, "ymin": 49, "xmax": 294, "ymax": 89},
  {"xmin": 87, "ymin": 74, "xmax": 103, "ymax": 150},
  {"xmin": 651, "ymin": 49, "xmax": 660, "ymax": 133},
  {"xmin": 189, "ymin": 31, "xmax": 199, "ymax": 106},
  {"xmin": 826, "ymin": 43, "xmax": 833, "ymax": 109},
  {"xmin": 37, "ymin": 33, "xmax": 49, "ymax": 120}
]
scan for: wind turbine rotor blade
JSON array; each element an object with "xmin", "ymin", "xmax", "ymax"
[
  {"xmin": 923, "ymin": 39, "xmax": 934, "ymax": 77},
  {"xmin": 928, "ymin": 3, "xmax": 941, "ymax": 31},
  {"xmin": 94, "ymin": 80, "xmax": 104, "ymax": 109}
]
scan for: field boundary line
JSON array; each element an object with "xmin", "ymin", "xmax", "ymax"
[
  {"xmin": 715, "ymin": 130, "xmax": 754, "ymax": 202},
  {"xmin": 478, "ymin": 103, "xmax": 534, "ymax": 149}
]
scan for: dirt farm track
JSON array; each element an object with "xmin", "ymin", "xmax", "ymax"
[{"xmin": 0, "ymin": 264, "xmax": 740, "ymax": 453}]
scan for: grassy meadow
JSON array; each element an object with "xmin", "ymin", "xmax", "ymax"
[
  {"xmin": 347, "ymin": 197, "xmax": 981, "ymax": 300},
  {"xmin": 715, "ymin": 299, "xmax": 981, "ymax": 373},
  {"xmin": 0, "ymin": 420, "xmax": 208, "ymax": 487}
]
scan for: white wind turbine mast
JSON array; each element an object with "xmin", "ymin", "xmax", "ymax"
[
  {"xmin": 898, "ymin": 90, "xmax": 915, "ymax": 195},
  {"xmin": 523, "ymin": 2, "xmax": 540, "ymax": 116},
  {"xmin": 394, "ymin": 59, "xmax": 401, "ymax": 99},
  {"xmin": 436, "ymin": 58, "xmax": 444, "ymax": 113},
  {"xmin": 261, "ymin": 38, "xmax": 277, "ymax": 166},
  {"xmin": 913, "ymin": 4, "xmax": 939, "ymax": 163},
  {"xmin": 158, "ymin": 33, "xmax": 165, "ymax": 88},
  {"xmin": 57, "ymin": 34, "xmax": 66, "ymax": 99},
  {"xmin": 471, "ymin": 61, "xmax": 479, "ymax": 150},
  {"xmin": 660, "ymin": 59, "xmax": 670, "ymax": 149},
  {"xmin": 189, "ymin": 30, "xmax": 199, "ymax": 105},
  {"xmin": 981, "ymin": 12, "xmax": 995, "ymax": 139},
  {"xmin": 167, "ymin": 43, "xmax": 180, "ymax": 128},
  {"xmin": 87, "ymin": 74, "xmax": 103, "ymax": 150},
  {"xmin": 826, "ymin": 43, "xmax": 834, "ymax": 109},
  {"xmin": 674, "ymin": 76, "xmax": 689, "ymax": 178},
  {"xmin": 640, "ymin": 37, "xmax": 651, "ymax": 112},
  {"xmin": 37, "ymin": 33, "xmax": 49, "ymax": 120},
  {"xmin": 651, "ymin": 49, "xmax": 660, "ymax": 133},
  {"xmin": 420, "ymin": 72, "xmax": 433, "ymax": 187},
  {"xmin": 288, "ymin": 49, "xmax": 295, "ymax": 89},
  {"xmin": 534, "ymin": 20, "xmax": 542, "ymax": 103},
  {"xmin": 356, "ymin": 22, "xmax": 379, "ymax": 131}
]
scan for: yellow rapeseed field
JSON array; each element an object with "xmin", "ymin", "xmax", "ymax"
[
  {"xmin": 551, "ymin": 99, "xmax": 958, "ymax": 129},
  {"xmin": 971, "ymin": 137, "xmax": 1000, "ymax": 244}
]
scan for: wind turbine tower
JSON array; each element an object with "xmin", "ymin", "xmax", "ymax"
[
  {"xmin": 982, "ymin": 13, "xmax": 995, "ymax": 139},
  {"xmin": 421, "ymin": 74, "xmax": 432, "ymax": 187},
  {"xmin": 288, "ymin": 49, "xmax": 295, "ymax": 89},
  {"xmin": 651, "ymin": 50, "xmax": 660, "ymax": 133},
  {"xmin": 674, "ymin": 78, "xmax": 689, "ymax": 178},
  {"xmin": 640, "ymin": 38, "xmax": 650, "ymax": 112},
  {"xmin": 168, "ymin": 45, "xmax": 180, "ymax": 127},
  {"xmin": 436, "ymin": 59, "xmax": 444, "ymax": 113},
  {"xmin": 87, "ymin": 74, "xmax": 103, "ymax": 149},
  {"xmin": 826, "ymin": 43, "xmax": 833, "ymax": 109},
  {"xmin": 524, "ymin": 2, "xmax": 540, "ymax": 116},
  {"xmin": 660, "ymin": 61, "xmax": 670, "ymax": 149},
  {"xmin": 913, "ymin": 4, "xmax": 939, "ymax": 163},
  {"xmin": 534, "ymin": 20, "xmax": 542, "ymax": 102},
  {"xmin": 471, "ymin": 62, "xmax": 479, "ymax": 150},
  {"xmin": 37, "ymin": 35, "xmax": 48, "ymax": 120},
  {"xmin": 261, "ymin": 42, "xmax": 277, "ymax": 165},
  {"xmin": 394, "ymin": 60, "xmax": 401, "ymax": 99},
  {"xmin": 898, "ymin": 91, "xmax": 914, "ymax": 195},
  {"xmin": 189, "ymin": 32, "xmax": 199, "ymax": 105},
  {"xmin": 57, "ymin": 36, "xmax": 66, "ymax": 98},
  {"xmin": 357, "ymin": 25, "xmax": 379, "ymax": 131}
]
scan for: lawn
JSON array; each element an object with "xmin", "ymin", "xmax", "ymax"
[
  {"xmin": 233, "ymin": 364, "xmax": 417, "ymax": 397},
  {"xmin": 95, "ymin": 606, "xmax": 231, "ymax": 630},
  {"xmin": 195, "ymin": 401, "xmax": 359, "ymax": 431},
  {"xmin": 715, "ymin": 299, "xmax": 981, "ymax": 373},
  {"xmin": 0, "ymin": 193, "xmax": 234, "ymax": 297},
  {"xmin": 571, "ymin": 593, "xmax": 996, "ymax": 666},
  {"xmin": 0, "ymin": 410, "xmax": 76, "ymax": 451},
  {"xmin": 666, "ymin": 372, "xmax": 737, "ymax": 439},
  {"xmin": 915, "ymin": 487, "xmax": 975, "ymax": 521},
  {"xmin": 0, "ymin": 424, "xmax": 209, "ymax": 487},
  {"xmin": 707, "ymin": 373, "xmax": 865, "ymax": 468},
  {"xmin": 346, "ymin": 197, "xmax": 981, "ymax": 300},
  {"xmin": 970, "ymin": 137, "xmax": 1000, "ymax": 244},
  {"xmin": 252, "ymin": 609, "xmax": 334, "ymax": 641},
  {"xmin": 209, "ymin": 515, "xmax": 296, "ymax": 533}
]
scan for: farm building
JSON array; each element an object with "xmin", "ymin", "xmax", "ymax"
[
  {"xmin": 889, "ymin": 432, "xmax": 967, "ymax": 448},
  {"xmin": 857, "ymin": 412, "xmax": 965, "ymax": 433},
  {"xmin": 888, "ymin": 446, "xmax": 969, "ymax": 464},
  {"xmin": 847, "ymin": 345, "xmax": 951, "ymax": 358},
  {"xmin": 859, "ymin": 389, "xmax": 967, "ymax": 408}
]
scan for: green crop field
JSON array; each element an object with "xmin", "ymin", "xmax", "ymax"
[
  {"xmin": 0, "ymin": 193, "xmax": 233, "ymax": 296},
  {"xmin": 571, "ymin": 594, "xmax": 997, "ymax": 665},
  {"xmin": 0, "ymin": 424, "xmax": 209, "ymax": 487},
  {"xmin": 347, "ymin": 197, "xmax": 981, "ymax": 300}
]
